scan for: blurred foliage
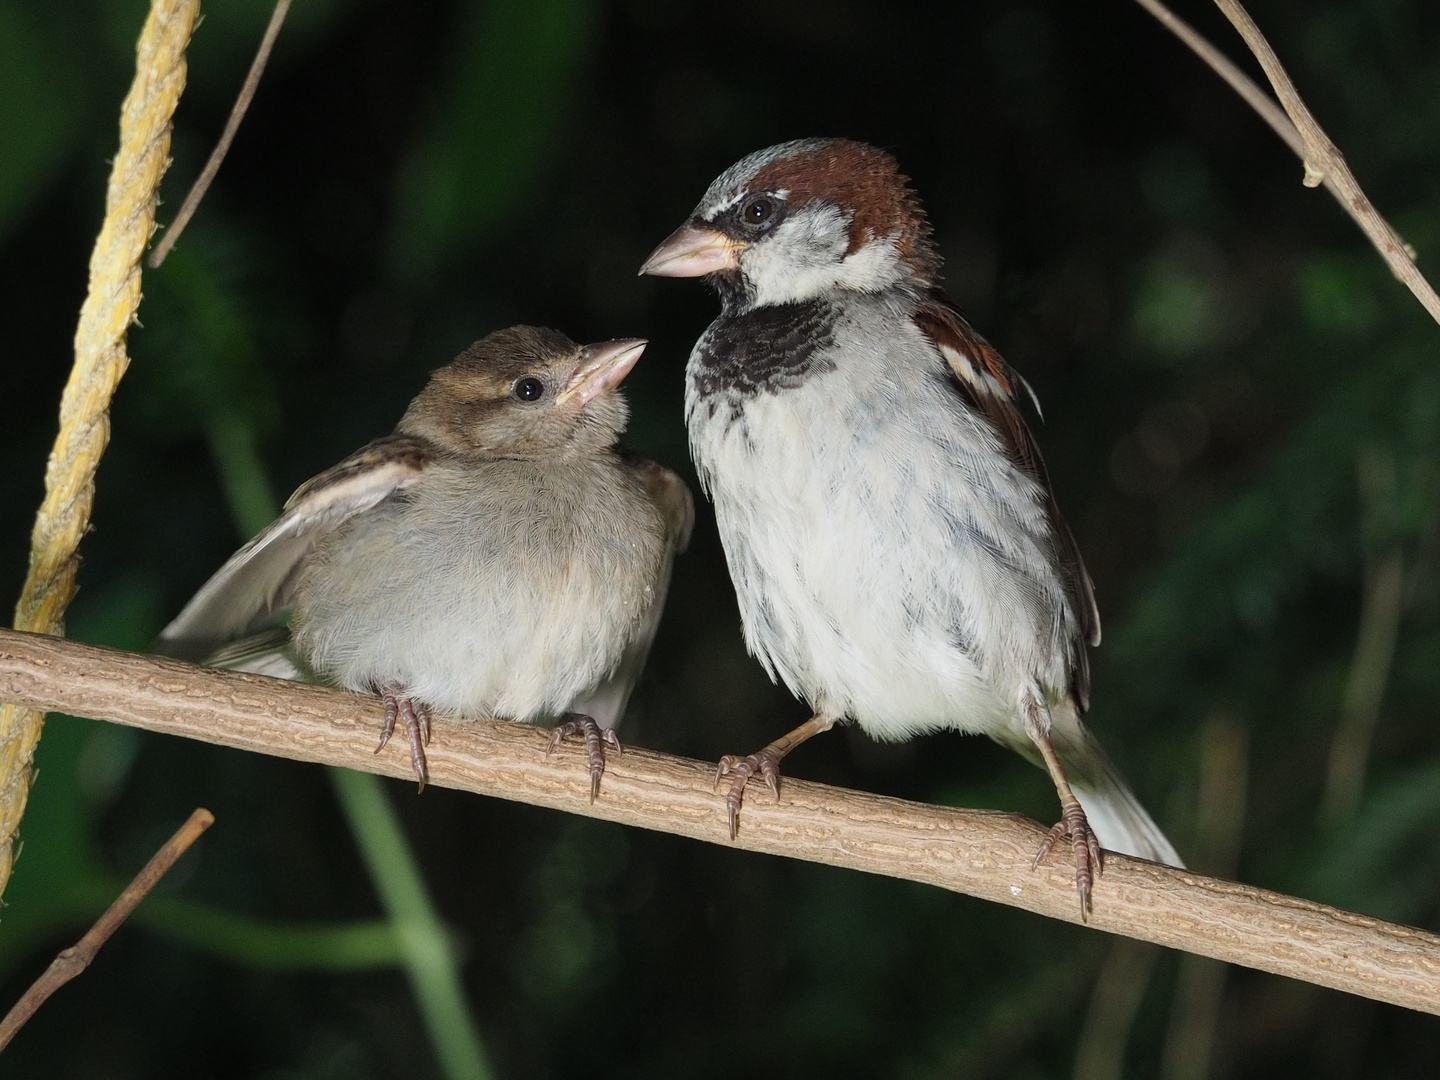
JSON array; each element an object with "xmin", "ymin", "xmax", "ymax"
[
  {"xmin": 391, "ymin": 0, "xmax": 601, "ymax": 280},
  {"xmin": 2, "ymin": 0, "xmax": 1440, "ymax": 1077}
]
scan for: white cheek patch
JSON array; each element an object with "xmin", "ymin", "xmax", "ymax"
[
  {"xmin": 833, "ymin": 238, "xmax": 908, "ymax": 294},
  {"xmin": 742, "ymin": 205, "xmax": 907, "ymax": 308}
]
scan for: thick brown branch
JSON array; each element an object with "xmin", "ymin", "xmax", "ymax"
[
  {"xmin": 0, "ymin": 807, "xmax": 213, "ymax": 1051},
  {"xmin": 1, "ymin": 628, "xmax": 1438, "ymax": 1016}
]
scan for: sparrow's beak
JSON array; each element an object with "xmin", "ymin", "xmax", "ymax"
[
  {"xmin": 639, "ymin": 222, "xmax": 744, "ymax": 277},
  {"xmin": 555, "ymin": 338, "xmax": 647, "ymax": 406}
]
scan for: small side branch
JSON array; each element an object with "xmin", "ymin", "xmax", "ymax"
[
  {"xmin": 1, "ymin": 629, "xmax": 1438, "ymax": 1016},
  {"xmin": 1132, "ymin": 0, "xmax": 1440, "ymax": 327},
  {"xmin": 0, "ymin": 808, "xmax": 213, "ymax": 1052},
  {"xmin": 147, "ymin": 0, "xmax": 293, "ymax": 268}
]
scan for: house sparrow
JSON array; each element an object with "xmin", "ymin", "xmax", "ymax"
[
  {"xmin": 159, "ymin": 326, "xmax": 693, "ymax": 795},
  {"xmin": 642, "ymin": 139, "xmax": 1180, "ymax": 914}
]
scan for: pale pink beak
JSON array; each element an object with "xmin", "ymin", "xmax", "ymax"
[
  {"xmin": 639, "ymin": 222, "xmax": 745, "ymax": 278},
  {"xmin": 556, "ymin": 338, "xmax": 647, "ymax": 406}
]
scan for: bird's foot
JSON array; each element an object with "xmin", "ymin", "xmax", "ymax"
[
  {"xmin": 714, "ymin": 748, "xmax": 784, "ymax": 840},
  {"xmin": 1032, "ymin": 794, "xmax": 1104, "ymax": 920},
  {"xmin": 547, "ymin": 713, "xmax": 621, "ymax": 802},
  {"xmin": 713, "ymin": 714, "xmax": 837, "ymax": 840},
  {"xmin": 377, "ymin": 684, "xmax": 432, "ymax": 791}
]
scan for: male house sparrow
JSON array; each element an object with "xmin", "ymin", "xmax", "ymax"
[
  {"xmin": 160, "ymin": 326, "xmax": 693, "ymax": 794},
  {"xmin": 642, "ymin": 139, "xmax": 1180, "ymax": 912}
]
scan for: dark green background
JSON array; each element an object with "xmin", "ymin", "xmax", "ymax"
[{"xmin": 1, "ymin": 0, "xmax": 1438, "ymax": 1076}]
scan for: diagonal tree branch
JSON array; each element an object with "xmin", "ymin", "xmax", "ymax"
[
  {"xmin": 147, "ymin": 0, "xmax": 293, "ymax": 268},
  {"xmin": 0, "ymin": 808, "xmax": 213, "ymax": 1052},
  {"xmin": 1131, "ymin": 0, "xmax": 1440, "ymax": 327},
  {"xmin": 1, "ymin": 628, "xmax": 1438, "ymax": 1016}
]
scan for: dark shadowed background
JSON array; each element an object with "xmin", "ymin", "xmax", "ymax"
[{"xmin": 2, "ymin": 0, "xmax": 1439, "ymax": 1076}]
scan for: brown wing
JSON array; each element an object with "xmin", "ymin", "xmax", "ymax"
[
  {"xmin": 912, "ymin": 297, "xmax": 1101, "ymax": 707},
  {"xmin": 283, "ymin": 435, "xmax": 435, "ymax": 512},
  {"xmin": 157, "ymin": 434, "xmax": 437, "ymax": 660}
]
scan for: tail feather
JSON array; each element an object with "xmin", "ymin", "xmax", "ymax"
[
  {"xmin": 1052, "ymin": 711, "xmax": 1184, "ymax": 868},
  {"xmin": 192, "ymin": 627, "xmax": 313, "ymax": 682},
  {"xmin": 1071, "ymin": 773, "xmax": 1184, "ymax": 869},
  {"xmin": 1001, "ymin": 701, "xmax": 1185, "ymax": 868}
]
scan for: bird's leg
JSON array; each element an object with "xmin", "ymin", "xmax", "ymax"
[
  {"xmin": 547, "ymin": 712, "xmax": 622, "ymax": 803},
  {"xmin": 375, "ymin": 681, "xmax": 432, "ymax": 792},
  {"xmin": 1024, "ymin": 700, "xmax": 1103, "ymax": 921},
  {"xmin": 716, "ymin": 712, "xmax": 836, "ymax": 839}
]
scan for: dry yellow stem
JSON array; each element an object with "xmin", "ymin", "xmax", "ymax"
[{"xmin": 0, "ymin": 0, "xmax": 198, "ymax": 907}]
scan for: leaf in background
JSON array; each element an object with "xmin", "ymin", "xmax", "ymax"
[
  {"xmin": 1308, "ymin": 755, "xmax": 1440, "ymax": 924},
  {"xmin": 0, "ymin": 0, "xmax": 83, "ymax": 245},
  {"xmin": 129, "ymin": 223, "xmax": 282, "ymax": 434},
  {"xmin": 1104, "ymin": 341, "xmax": 1440, "ymax": 720},
  {"xmin": 127, "ymin": 221, "xmax": 288, "ymax": 535},
  {"xmin": 390, "ymin": 0, "xmax": 600, "ymax": 282}
]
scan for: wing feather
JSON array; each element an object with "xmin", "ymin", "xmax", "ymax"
[
  {"xmin": 621, "ymin": 451, "xmax": 696, "ymax": 552},
  {"xmin": 157, "ymin": 435, "xmax": 436, "ymax": 660},
  {"xmin": 912, "ymin": 297, "xmax": 1101, "ymax": 708}
]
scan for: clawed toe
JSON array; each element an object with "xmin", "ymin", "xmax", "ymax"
[
  {"xmin": 714, "ymin": 750, "xmax": 784, "ymax": 840},
  {"xmin": 547, "ymin": 713, "xmax": 620, "ymax": 802},
  {"xmin": 378, "ymin": 694, "xmax": 399, "ymax": 753},
  {"xmin": 1032, "ymin": 797, "xmax": 1104, "ymax": 920},
  {"xmin": 376, "ymin": 688, "xmax": 432, "ymax": 792},
  {"xmin": 400, "ymin": 699, "xmax": 431, "ymax": 791},
  {"xmin": 711, "ymin": 715, "xmax": 835, "ymax": 841}
]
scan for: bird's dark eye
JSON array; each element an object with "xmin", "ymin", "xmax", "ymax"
[
  {"xmin": 513, "ymin": 377, "xmax": 545, "ymax": 402},
  {"xmin": 744, "ymin": 197, "xmax": 775, "ymax": 225}
]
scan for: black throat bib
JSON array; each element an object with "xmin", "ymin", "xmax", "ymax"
[{"xmin": 691, "ymin": 298, "xmax": 838, "ymax": 402}]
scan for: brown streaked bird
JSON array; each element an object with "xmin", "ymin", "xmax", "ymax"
[
  {"xmin": 160, "ymin": 326, "xmax": 693, "ymax": 794},
  {"xmin": 642, "ymin": 138, "xmax": 1180, "ymax": 915}
]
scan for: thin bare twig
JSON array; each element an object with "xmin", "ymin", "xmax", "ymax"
[
  {"xmin": 2, "ymin": 629, "xmax": 1440, "ymax": 1016},
  {"xmin": 148, "ymin": 0, "xmax": 292, "ymax": 268},
  {"xmin": 1130, "ymin": 0, "xmax": 1303, "ymax": 156},
  {"xmin": 0, "ymin": 808, "xmax": 214, "ymax": 1052},
  {"xmin": 1131, "ymin": 0, "xmax": 1440, "ymax": 327}
]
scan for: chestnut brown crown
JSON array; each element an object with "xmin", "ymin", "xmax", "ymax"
[
  {"xmin": 642, "ymin": 139, "xmax": 942, "ymax": 305},
  {"xmin": 743, "ymin": 139, "xmax": 937, "ymax": 266}
]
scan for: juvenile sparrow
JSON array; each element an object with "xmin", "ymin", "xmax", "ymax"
[
  {"xmin": 160, "ymin": 326, "xmax": 693, "ymax": 794},
  {"xmin": 642, "ymin": 139, "xmax": 1180, "ymax": 912}
]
